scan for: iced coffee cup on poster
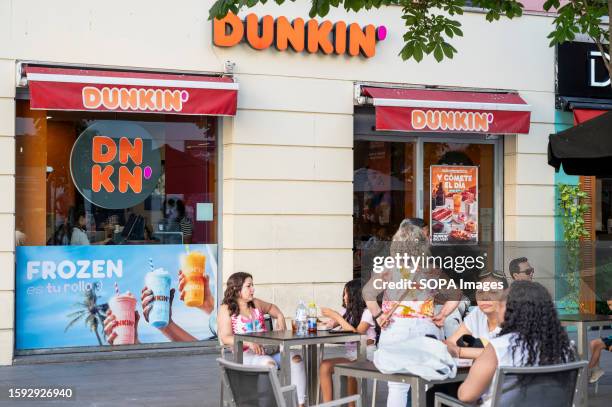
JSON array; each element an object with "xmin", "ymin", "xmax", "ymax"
[
  {"xmin": 453, "ymin": 193, "xmax": 462, "ymax": 214},
  {"xmin": 108, "ymin": 291, "xmax": 137, "ymax": 345},
  {"xmin": 145, "ymin": 268, "xmax": 171, "ymax": 328},
  {"xmin": 180, "ymin": 250, "xmax": 206, "ymax": 307}
]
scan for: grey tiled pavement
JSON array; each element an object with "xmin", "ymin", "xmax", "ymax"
[{"xmin": 0, "ymin": 329, "xmax": 610, "ymax": 406}]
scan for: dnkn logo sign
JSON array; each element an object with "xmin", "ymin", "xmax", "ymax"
[{"xmin": 70, "ymin": 121, "xmax": 162, "ymax": 209}]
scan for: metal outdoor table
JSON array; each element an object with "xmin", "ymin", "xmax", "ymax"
[
  {"xmin": 559, "ymin": 314, "xmax": 612, "ymax": 359},
  {"xmin": 234, "ymin": 330, "xmax": 366, "ymax": 406},
  {"xmin": 333, "ymin": 360, "xmax": 470, "ymax": 407}
]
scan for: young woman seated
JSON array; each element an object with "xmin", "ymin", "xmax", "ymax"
[
  {"xmin": 217, "ymin": 272, "xmax": 306, "ymax": 407},
  {"xmin": 445, "ymin": 273, "xmax": 509, "ymax": 360},
  {"xmin": 456, "ymin": 281, "xmax": 575, "ymax": 406},
  {"xmin": 318, "ymin": 279, "xmax": 377, "ymax": 405}
]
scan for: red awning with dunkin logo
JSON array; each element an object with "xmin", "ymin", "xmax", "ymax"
[
  {"xmin": 25, "ymin": 66, "xmax": 239, "ymax": 116},
  {"xmin": 362, "ymin": 87, "xmax": 531, "ymax": 134}
]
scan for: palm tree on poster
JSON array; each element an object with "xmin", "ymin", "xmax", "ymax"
[{"xmin": 64, "ymin": 282, "xmax": 109, "ymax": 345}]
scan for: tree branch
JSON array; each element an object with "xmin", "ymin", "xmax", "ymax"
[{"xmin": 581, "ymin": 0, "xmax": 611, "ymax": 83}]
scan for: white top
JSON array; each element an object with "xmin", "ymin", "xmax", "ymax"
[
  {"xmin": 464, "ymin": 308, "xmax": 500, "ymax": 342},
  {"xmin": 342, "ymin": 308, "xmax": 377, "ymax": 360},
  {"xmin": 361, "ymin": 308, "xmax": 377, "ymax": 341},
  {"xmin": 70, "ymin": 228, "xmax": 90, "ymax": 245},
  {"xmin": 480, "ymin": 333, "xmax": 531, "ymax": 407}
]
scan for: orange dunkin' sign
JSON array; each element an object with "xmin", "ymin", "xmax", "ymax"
[
  {"xmin": 82, "ymin": 87, "xmax": 189, "ymax": 113},
  {"xmin": 411, "ymin": 110, "xmax": 495, "ymax": 132},
  {"xmin": 213, "ymin": 12, "xmax": 387, "ymax": 58}
]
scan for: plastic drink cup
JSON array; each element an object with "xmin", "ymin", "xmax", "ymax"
[
  {"xmin": 291, "ymin": 318, "xmax": 297, "ymax": 333},
  {"xmin": 181, "ymin": 251, "xmax": 206, "ymax": 307},
  {"xmin": 453, "ymin": 193, "xmax": 462, "ymax": 214},
  {"xmin": 145, "ymin": 268, "xmax": 171, "ymax": 328},
  {"xmin": 109, "ymin": 292, "xmax": 137, "ymax": 345}
]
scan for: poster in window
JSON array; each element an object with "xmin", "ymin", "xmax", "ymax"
[
  {"xmin": 15, "ymin": 244, "xmax": 217, "ymax": 350},
  {"xmin": 430, "ymin": 165, "xmax": 478, "ymax": 244}
]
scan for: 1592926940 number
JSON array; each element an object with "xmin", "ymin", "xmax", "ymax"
[{"xmin": 4, "ymin": 387, "xmax": 75, "ymax": 400}]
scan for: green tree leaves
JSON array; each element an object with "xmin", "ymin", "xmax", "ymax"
[
  {"xmin": 396, "ymin": 1, "xmax": 466, "ymax": 61},
  {"xmin": 545, "ymin": 0, "xmax": 608, "ymax": 46},
  {"xmin": 543, "ymin": 0, "xmax": 610, "ymax": 86}
]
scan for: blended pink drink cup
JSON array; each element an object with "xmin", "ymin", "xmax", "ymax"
[{"xmin": 109, "ymin": 291, "xmax": 137, "ymax": 345}]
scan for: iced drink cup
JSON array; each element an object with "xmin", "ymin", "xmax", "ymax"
[
  {"xmin": 109, "ymin": 292, "xmax": 137, "ymax": 345},
  {"xmin": 453, "ymin": 193, "xmax": 462, "ymax": 214},
  {"xmin": 181, "ymin": 251, "xmax": 206, "ymax": 307},
  {"xmin": 145, "ymin": 268, "xmax": 171, "ymax": 328}
]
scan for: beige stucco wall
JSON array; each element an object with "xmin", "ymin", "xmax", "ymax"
[
  {"xmin": 0, "ymin": 57, "xmax": 16, "ymax": 366},
  {"xmin": 222, "ymin": 77, "xmax": 355, "ymax": 314},
  {"xmin": 0, "ymin": 0, "xmax": 560, "ymax": 364}
]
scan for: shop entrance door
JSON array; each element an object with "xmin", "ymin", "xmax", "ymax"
[{"xmin": 353, "ymin": 130, "xmax": 503, "ymax": 279}]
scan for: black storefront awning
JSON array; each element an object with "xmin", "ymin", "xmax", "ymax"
[{"xmin": 548, "ymin": 111, "xmax": 612, "ymax": 176}]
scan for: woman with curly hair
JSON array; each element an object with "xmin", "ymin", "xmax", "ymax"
[
  {"xmin": 217, "ymin": 272, "xmax": 306, "ymax": 406},
  {"xmin": 457, "ymin": 281, "xmax": 575, "ymax": 406}
]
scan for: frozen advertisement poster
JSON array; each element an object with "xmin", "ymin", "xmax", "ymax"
[
  {"xmin": 15, "ymin": 244, "xmax": 218, "ymax": 350},
  {"xmin": 430, "ymin": 165, "xmax": 478, "ymax": 245}
]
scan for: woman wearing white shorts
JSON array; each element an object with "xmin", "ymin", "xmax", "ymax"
[{"xmin": 218, "ymin": 272, "xmax": 307, "ymax": 406}]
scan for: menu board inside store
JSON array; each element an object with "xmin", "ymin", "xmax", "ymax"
[{"xmin": 430, "ymin": 165, "xmax": 478, "ymax": 244}]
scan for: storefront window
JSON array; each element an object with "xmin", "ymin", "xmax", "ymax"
[
  {"xmin": 354, "ymin": 141, "xmax": 416, "ymax": 239},
  {"xmin": 596, "ymin": 178, "xmax": 612, "ymax": 240},
  {"xmin": 353, "ymin": 140, "xmax": 416, "ymax": 275},
  {"xmin": 353, "ymin": 127, "xmax": 499, "ymax": 278},
  {"xmin": 15, "ymin": 100, "xmax": 219, "ymax": 350},
  {"xmin": 16, "ymin": 100, "xmax": 217, "ymax": 247}
]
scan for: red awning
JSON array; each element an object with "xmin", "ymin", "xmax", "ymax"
[
  {"xmin": 573, "ymin": 108, "xmax": 607, "ymax": 125},
  {"xmin": 25, "ymin": 66, "xmax": 238, "ymax": 116},
  {"xmin": 362, "ymin": 87, "xmax": 531, "ymax": 134}
]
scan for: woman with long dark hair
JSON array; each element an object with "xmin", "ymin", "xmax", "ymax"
[
  {"xmin": 457, "ymin": 281, "xmax": 575, "ymax": 406},
  {"xmin": 217, "ymin": 272, "xmax": 306, "ymax": 407},
  {"xmin": 318, "ymin": 279, "xmax": 377, "ymax": 404}
]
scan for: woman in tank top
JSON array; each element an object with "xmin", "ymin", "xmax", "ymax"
[
  {"xmin": 218, "ymin": 272, "xmax": 307, "ymax": 407},
  {"xmin": 456, "ymin": 281, "xmax": 575, "ymax": 406}
]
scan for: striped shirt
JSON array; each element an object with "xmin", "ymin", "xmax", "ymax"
[{"xmin": 179, "ymin": 216, "xmax": 193, "ymax": 238}]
